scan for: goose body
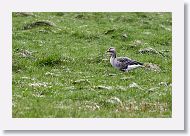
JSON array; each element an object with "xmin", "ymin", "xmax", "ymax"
[{"xmin": 107, "ymin": 47, "xmax": 143, "ymax": 72}]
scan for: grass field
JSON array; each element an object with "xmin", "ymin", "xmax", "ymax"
[{"xmin": 12, "ymin": 12, "xmax": 172, "ymax": 118}]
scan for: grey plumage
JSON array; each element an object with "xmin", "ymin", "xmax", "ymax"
[{"xmin": 107, "ymin": 47, "xmax": 143, "ymax": 71}]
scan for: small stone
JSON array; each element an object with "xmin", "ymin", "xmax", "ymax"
[
  {"xmin": 159, "ymin": 82, "xmax": 168, "ymax": 86},
  {"xmin": 128, "ymin": 82, "xmax": 143, "ymax": 90},
  {"xmin": 129, "ymin": 82, "xmax": 138, "ymax": 88},
  {"xmin": 107, "ymin": 97, "xmax": 122, "ymax": 105},
  {"xmin": 108, "ymin": 73, "xmax": 117, "ymax": 76},
  {"xmin": 20, "ymin": 50, "xmax": 32, "ymax": 57},
  {"xmin": 122, "ymin": 33, "xmax": 128, "ymax": 38},
  {"xmin": 134, "ymin": 40, "xmax": 142, "ymax": 45},
  {"xmin": 73, "ymin": 79, "xmax": 90, "ymax": 84}
]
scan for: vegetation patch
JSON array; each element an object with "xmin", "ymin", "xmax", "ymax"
[{"xmin": 12, "ymin": 12, "xmax": 172, "ymax": 118}]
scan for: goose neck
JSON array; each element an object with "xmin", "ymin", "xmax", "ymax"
[{"xmin": 111, "ymin": 53, "xmax": 116, "ymax": 59}]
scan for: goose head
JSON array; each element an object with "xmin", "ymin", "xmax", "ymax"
[{"xmin": 107, "ymin": 47, "xmax": 116, "ymax": 58}]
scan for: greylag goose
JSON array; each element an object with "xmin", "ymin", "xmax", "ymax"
[{"xmin": 107, "ymin": 47, "xmax": 143, "ymax": 72}]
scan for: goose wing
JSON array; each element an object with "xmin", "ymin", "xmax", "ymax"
[{"xmin": 117, "ymin": 57, "xmax": 143, "ymax": 69}]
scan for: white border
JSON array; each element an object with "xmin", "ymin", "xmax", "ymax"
[{"xmin": 0, "ymin": 0, "xmax": 184, "ymax": 130}]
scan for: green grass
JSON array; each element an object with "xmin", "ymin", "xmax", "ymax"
[{"xmin": 12, "ymin": 12, "xmax": 172, "ymax": 118}]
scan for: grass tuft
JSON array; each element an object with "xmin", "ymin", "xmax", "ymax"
[{"xmin": 36, "ymin": 54, "xmax": 62, "ymax": 67}]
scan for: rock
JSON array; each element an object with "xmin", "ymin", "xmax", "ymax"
[
  {"xmin": 139, "ymin": 47, "xmax": 159, "ymax": 54},
  {"xmin": 23, "ymin": 20, "xmax": 55, "ymax": 30},
  {"xmin": 144, "ymin": 63, "xmax": 161, "ymax": 72},
  {"xmin": 139, "ymin": 47, "xmax": 167, "ymax": 57}
]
